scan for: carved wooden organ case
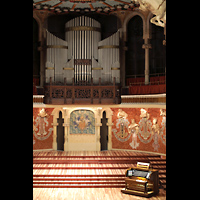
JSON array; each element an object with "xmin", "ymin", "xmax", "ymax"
[{"xmin": 45, "ymin": 16, "xmax": 120, "ymax": 85}]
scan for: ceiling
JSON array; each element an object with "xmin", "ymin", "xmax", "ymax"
[{"xmin": 33, "ymin": 0, "xmax": 140, "ymax": 14}]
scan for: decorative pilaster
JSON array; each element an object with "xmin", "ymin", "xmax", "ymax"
[
  {"xmin": 51, "ymin": 122, "xmax": 58, "ymax": 150},
  {"xmin": 63, "ymin": 122, "xmax": 70, "ymax": 151},
  {"xmin": 33, "ymin": 10, "xmax": 54, "ymax": 87},
  {"xmin": 95, "ymin": 122, "xmax": 102, "ymax": 151},
  {"xmin": 107, "ymin": 121, "xmax": 113, "ymax": 150},
  {"xmin": 110, "ymin": 10, "xmax": 132, "ymax": 88}
]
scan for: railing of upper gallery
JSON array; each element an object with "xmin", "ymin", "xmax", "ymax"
[
  {"xmin": 44, "ymin": 16, "xmax": 121, "ymax": 104},
  {"xmin": 44, "ymin": 77, "xmax": 120, "ymax": 104}
]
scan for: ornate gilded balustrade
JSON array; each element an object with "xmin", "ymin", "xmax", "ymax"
[{"xmin": 44, "ymin": 77, "xmax": 121, "ymax": 104}]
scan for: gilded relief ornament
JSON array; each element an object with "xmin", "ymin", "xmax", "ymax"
[
  {"xmin": 33, "ymin": 108, "xmax": 53, "ymax": 140},
  {"xmin": 117, "ymin": 109, "xmax": 128, "ymax": 119},
  {"xmin": 128, "ymin": 119, "xmax": 139, "ymax": 149},
  {"xmin": 33, "ymin": 116, "xmax": 36, "ymax": 145},
  {"xmin": 138, "ymin": 109, "xmax": 153, "ymax": 143},
  {"xmin": 112, "ymin": 109, "xmax": 130, "ymax": 142},
  {"xmin": 38, "ymin": 108, "xmax": 48, "ymax": 118},
  {"xmin": 152, "ymin": 118, "xmax": 160, "ymax": 151},
  {"xmin": 160, "ymin": 109, "xmax": 166, "ymax": 145}
]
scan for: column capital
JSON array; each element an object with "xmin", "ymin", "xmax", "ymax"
[{"xmin": 142, "ymin": 43, "xmax": 152, "ymax": 49}]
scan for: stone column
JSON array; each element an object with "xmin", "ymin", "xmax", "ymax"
[{"xmin": 142, "ymin": 40, "xmax": 152, "ymax": 85}]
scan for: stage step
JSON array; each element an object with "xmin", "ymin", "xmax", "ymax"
[
  {"xmin": 33, "ymin": 174, "xmax": 125, "ymax": 178},
  {"xmin": 33, "ymin": 174, "xmax": 125, "ymax": 188},
  {"xmin": 151, "ymin": 165, "xmax": 166, "ymax": 170},
  {"xmin": 149, "ymin": 161, "xmax": 166, "ymax": 165},
  {"xmin": 33, "ymin": 151, "xmax": 166, "ymax": 189},
  {"xmin": 33, "ymin": 163, "xmax": 136, "ymax": 170},
  {"xmin": 33, "ymin": 158, "xmax": 149, "ymax": 164},
  {"xmin": 33, "ymin": 184, "xmax": 125, "ymax": 188}
]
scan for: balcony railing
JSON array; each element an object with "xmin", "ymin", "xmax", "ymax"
[
  {"xmin": 44, "ymin": 77, "xmax": 121, "ymax": 104},
  {"xmin": 33, "ymin": 95, "xmax": 44, "ymax": 104},
  {"xmin": 121, "ymin": 93, "xmax": 166, "ymax": 104}
]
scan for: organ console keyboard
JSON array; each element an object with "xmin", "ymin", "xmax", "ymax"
[{"xmin": 121, "ymin": 162, "xmax": 159, "ymax": 197}]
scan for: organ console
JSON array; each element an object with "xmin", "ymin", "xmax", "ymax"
[{"xmin": 121, "ymin": 162, "xmax": 159, "ymax": 197}]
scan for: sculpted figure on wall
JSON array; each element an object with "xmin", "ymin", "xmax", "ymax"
[
  {"xmin": 138, "ymin": 108, "xmax": 153, "ymax": 143},
  {"xmin": 112, "ymin": 109, "xmax": 130, "ymax": 142},
  {"xmin": 160, "ymin": 108, "xmax": 166, "ymax": 145},
  {"xmin": 136, "ymin": 0, "xmax": 166, "ymax": 27},
  {"xmin": 38, "ymin": 108, "xmax": 48, "ymax": 118},
  {"xmin": 33, "ymin": 108, "xmax": 53, "ymax": 140},
  {"xmin": 152, "ymin": 118, "xmax": 160, "ymax": 151},
  {"xmin": 140, "ymin": 108, "xmax": 150, "ymax": 119},
  {"xmin": 117, "ymin": 109, "xmax": 128, "ymax": 119},
  {"xmin": 128, "ymin": 119, "xmax": 139, "ymax": 149}
]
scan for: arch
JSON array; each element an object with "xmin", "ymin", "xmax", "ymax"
[
  {"xmin": 126, "ymin": 15, "xmax": 145, "ymax": 78},
  {"xmin": 100, "ymin": 111, "xmax": 108, "ymax": 151},
  {"xmin": 149, "ymin": 20, "xmax": 165, "ymax": 75},
  {"xmin": 57, "ymin": 111, "xmax": 64, "ymax": 151},
  {"xmin": 99, "ymin": 107, "xmax": 113, "ymax": 150},
  {"xmin": 51, "ymin": 107, "xmax": 66, "ymax": 150},
  {"xmin": 122, "ymin": 11, "xmax": 146, "ymax": 42},
  {"xmin": 147, "ymin": 12, "xmax": 154, "ymax": 39}
]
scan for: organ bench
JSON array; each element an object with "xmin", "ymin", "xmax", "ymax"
[{"xmin": 121, "ymin": 162, "xmax": 159, "ymax": 197}]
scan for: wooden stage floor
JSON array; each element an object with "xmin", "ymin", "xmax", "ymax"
[
  {"xmin": 33, "ymin": 187, "xmax": 166, "ymax": 200},
  {"xmin": 33, "ymin": 150, "xmax": 166, "ymax": 199}
]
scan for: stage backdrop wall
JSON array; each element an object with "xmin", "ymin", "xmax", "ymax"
[
  {"xmin": 33, "ymin": 106, "xmax": 166, "ymax": 154},
  {"xmin": 111, "ymin": 108, "xmax": 166, "ymax": 154},
  {"xmin": 33, "ymin": 108, "xmax": 54, "ymax": 150}
]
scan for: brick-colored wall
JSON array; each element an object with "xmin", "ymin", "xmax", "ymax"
[
  {"xmin": 111, "ymin": 108, "xmax": 166, "ymax": 154},
  {"xmin": 33, "ymin": 108, "xmax": 54, "ymax": 150}
]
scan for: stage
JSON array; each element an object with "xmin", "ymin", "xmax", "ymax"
[
  {"xmin": 33, "ymin": 187, "xmax": 166, "ymax": 200},
  {"xmin": 33, "ymin": 150, "xmax": 166, "ymax": 199}
]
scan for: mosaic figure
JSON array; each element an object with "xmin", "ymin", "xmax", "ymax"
[
  {"xmin": 128, "ymin": 119, "xmax": 139, "ymax": 149},
  {"xmin": 152, "ymin": 118, "xmax": 160, "ymax": 151},
  {"xmin": 160, "ymin": 109, "xmax": 166, "ymax": 145},
  {"xmin": 112, "ymin": 109, "xmax": 130, "ymax": 142},
  {"xmin": 33, "ymin": 108, "xmax": 53, "ymax": 140},
  {"xmin": 138, "ymin": 108, "xmax": 153, "ymax": 143}
]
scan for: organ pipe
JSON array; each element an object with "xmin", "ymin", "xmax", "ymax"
[
  {"xmin": 45, "ymin": 16, "xmax": 120, "ymax": 85},
  {"xmin": 45, "ymin": 30, "xmax": 68, "ymax": 83}
]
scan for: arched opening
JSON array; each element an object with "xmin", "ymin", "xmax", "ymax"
[
  {"xmin": 57, "ymin": 111, "xmax": 64, "ymax": 151},
  {"xmin": 100, "ymin": 111, "xmax": 108, "ymax": 151},
  {"xmin": 149, "ymin": 20, "xmax": 166, "ymax": 76},
  {"xmin": 126, "ymin": 15, "xmax": 144, "ymax": 81}
]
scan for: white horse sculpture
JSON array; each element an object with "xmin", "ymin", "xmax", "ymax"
[{"xmin": 135, "ymin": 0, "xmax": 166, "ymax": 27}]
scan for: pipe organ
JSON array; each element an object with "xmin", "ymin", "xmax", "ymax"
[
  {"xmin": 46, "ymin": 31, "xmax": 68, "ymax": 83},
  {"xmin": 98, "ymin": 31, "xmax": 120, "ymax": 84},
  {"xmin": 45, "ymin": 16, "xmax": 120, "ymax": 85}
]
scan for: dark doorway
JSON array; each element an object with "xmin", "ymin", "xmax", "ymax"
[
  {"xmin": 100, "ymin": 111, "xmax": 108, "ymax": 151},
  {"xmin": 57, "ymin": 111, "xmax": 64, "ymax": 151}
]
